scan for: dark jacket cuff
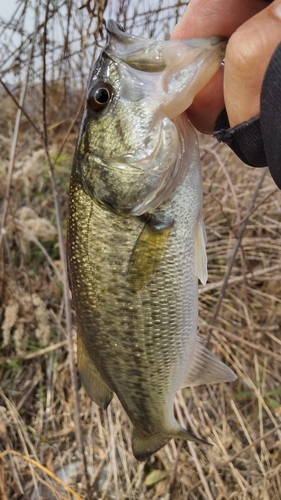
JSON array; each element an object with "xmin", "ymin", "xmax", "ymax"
[{"xmin": 214, "ymin": 42, "xmax": 281, "ymax": 189}]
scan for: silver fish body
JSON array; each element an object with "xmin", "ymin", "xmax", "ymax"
[{"xmin": 68, "ymin": 20, "xmax": 236, "ymax": 461}]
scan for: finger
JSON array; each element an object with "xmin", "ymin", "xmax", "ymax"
[
  {"xmin": 186, "ymin": 68, "xmax": 224, "ymax": 133},
  {"xmin": 171, "ymin": 0, "xmax": 268, "ymax": 132},
  {"xmin": 224, "ymin": 0, "xmax": 281, "ymax": 126},
  {"xmin": 172, "ymin": 0, "xmax": 270, "ymax": 38}
]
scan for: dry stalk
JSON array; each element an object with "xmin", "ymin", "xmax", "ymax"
[
  {"xmin": 0, "ymin": 340, "xmax": 68, "ymax": 364},
  {"xmin": 199, "ymin": 263, "xmax": 281, "ymax": 295},
  {"xmin": 0, "ymin": 388, "xmax": 40, "ymax": 498},
  {"xmin": 107, "ymin": 405, "xmax": 120, "ymax": 500},
  {"xmin": 230, "ymin": 398, "xmax": 266, "ymax": 475},
  {"xmin": 206, "ymin": 168, "xmax": 268, "ymax": 344},
  {"xmin": 34, "ymin": 472, "xmax": 69, "ymax": 500},
  {"xmin": 11, "ymin": 217, "xmax": 63, "ymax": 282},
  {"xmin": 41, "ymin": 1, "xmax": 89, "ymax": 493},
  {"xmin": 0, "ymin": 450, "xmax": 83, "ymax": 500},
  {"xmin": 217, "ymin": 423, "xmax": 281, "ymax": 467},
  {"xmin": 204, "ymin": 145, "xmax": 241, "ymax": 225},
  {"xmin": 0, "ymin": 79, "xmax": 42, "ymax": 137},
  {"xmin": 0, "ymin": 4, "xmax": 39, "ymax": 251},
  {"xmin": 201, "ymin": 322, "xmax": 281, "ymax": 363},
  {"xmin": 174, "ymin": 395, "xmax": 214, "ymax": 500}
]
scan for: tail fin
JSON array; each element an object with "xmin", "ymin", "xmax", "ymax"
[{"xmin": 132, "ymin": 426, "xmax": 209, "ymax": 462}]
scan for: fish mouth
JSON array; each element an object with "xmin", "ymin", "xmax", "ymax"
[
  {"xmin": 106, "ymin": 19, "xmax": 140, "ymax": 44},
  {"xmin": 106, "ymin": 20, "xmax": 166, "ymax": 73}
]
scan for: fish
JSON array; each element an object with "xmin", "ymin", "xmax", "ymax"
[{"xmin": 67, "ymin": 19, "xmax": 236, "ymax": 462}]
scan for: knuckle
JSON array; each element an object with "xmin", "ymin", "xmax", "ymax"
[{"xmin": 226, "ymin": 26, "xmax": 264, "ymax": 72}]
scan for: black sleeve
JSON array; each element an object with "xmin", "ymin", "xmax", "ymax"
[{"xmin": 214, "ymin": 42, "xmax": 281, "ymax": 189}]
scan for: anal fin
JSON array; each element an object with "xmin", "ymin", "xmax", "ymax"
[
  {"xmin": 182, "ymin": 336, "xmax": 237, "ymax": 388},
  {"xmin": 78, "ymin": 336, "xmax": 113, "ymax": 409}
]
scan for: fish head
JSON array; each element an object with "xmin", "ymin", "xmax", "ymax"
[{"xmin": 74, "ymin": 20, "xmax": 226, "ymax": 215}]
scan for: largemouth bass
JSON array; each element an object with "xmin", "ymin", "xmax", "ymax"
[{"xmin": 68, "ymin": 20, "xmax": 236, "ymax": 461}]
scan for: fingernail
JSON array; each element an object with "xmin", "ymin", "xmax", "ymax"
[{"xmin": 273, "ymin": 0, "xmax": 281, "ymax": 20}]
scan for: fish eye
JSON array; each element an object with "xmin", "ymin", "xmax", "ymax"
[{"xmin": 87, "ymin": 81, "xmax": 113, "ymax": 112}]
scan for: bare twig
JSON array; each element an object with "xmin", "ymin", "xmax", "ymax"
[
  {"xmin": 174, "ymin": 395, "xmax": 214, "ymax": 500},
  {"xmin": 53, "ymin": 96, "xmax": 85, "ymax": 167},
  {"xmin": 107, "ymin": 405, "xmax": 120, "ymax": 500},
  {"xmin": 201, "ymin": 323, "xmax": 281, "ymax": 363},
  {"xmin": 41, "ymin": 2, "xmax": 89, "ymax": 492},
  {"xmin": 206, "ymin": 168, "xmax": 268, "ymax": 343},
  {"xmin": 0, "ymin": 7, "xmax": 39, "ymax": 251},
  {"xmin": 168, "ymin": 440, "xmax": 183, "ymax": 494},
  {"xmin": 0, "ymin": 340, "xmax": 68, "ymax": 364},
  {"xmin": 199, "ymin": 263, "xmax": 281, "ymax": 295},
  {"xmin": 217, "ymin": 423, "xmax": 281, "ymax": 467},
  {"xmin": 11, "ymin": 217, "xmax": 63, "ymax": 283},
  {"xmin": 0, "ymin": 450, "xmax": 83, "ymax": 500},
  {"xmin": 204, "ymin": 145, "xmax": 241, "ymax": 225},
  {"xmin": 0, "ymin": 79, "xmax": 42, "ymax": 137}
]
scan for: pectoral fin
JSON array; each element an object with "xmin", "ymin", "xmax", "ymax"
[
  {"xmin": 77, "ymin": 336, "xmax": 113, "ymax": 409},
  {"xmin": 133, "ymin": 425, "xmax": 208, "ymax": 462},
  {"xmin": 127, "ymin": 216, "xmax": 174, "ymax": 293},
  {"xmin": 182, "ymin": 336, "xmax": 237, "ymax": 388},
  {"xmin": 195, "ymin": 217, "xmax": 208, "ymax": 285}
]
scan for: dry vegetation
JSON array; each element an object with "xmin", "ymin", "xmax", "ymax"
[{"xmin": 1, "ymin": 1, "xmax": 281, "ymax": 499}]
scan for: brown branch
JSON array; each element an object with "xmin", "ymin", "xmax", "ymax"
[
  {"xmin": 53, "ymin": 96, "xmax": 85, "ymax": 167},
  {"xmin": 0, "ymin": 340, "xmax": 68, "ymax": 364},
  {"xmin": 34, "ymin": 472, "xmax": 70, "ymax": 500},
  {"xmin": 0, "ymin": 450, "xmax": 82, "ymax": 500},
  {"xmin": 0, "ymin": 13, "xmax": 39, "ymax": 252},
  {"xmin": 11, "ymin": 216, "xmax": 63, "ymax": 283},
  {"xmin": 41, "ymin": 2, "xmax": 89, "ymax": 493},
  {"xmin": 206, "ymin": 168, "xmax": 268, "ymax": 344},
  {"xmin": 0, "ymin": 80, "xmax": 42, "ymax": 137},
  {"xmin": 207, "ymin": 324, "xmax": 281, "ymax": 362},
  {"xmin": 0, "ymin": 455, "xmax": 6, "ymax": 500},
  {"xmin": 199, "ymin": 264, "xmax": 281, "ymax": 295},
  {"xmin": 216, "ymin": 423, "xmax": 281, "ymax": 467}
]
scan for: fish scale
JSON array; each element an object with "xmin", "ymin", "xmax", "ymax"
[{"xmin": 68, "ymin": 20, "xmax": 236, "ymax": 461}]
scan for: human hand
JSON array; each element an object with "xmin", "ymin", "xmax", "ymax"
[{"xmin": 171, "ymin": 0, "xmax": 281, "ymax": 133}]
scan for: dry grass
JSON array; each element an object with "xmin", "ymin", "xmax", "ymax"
[
  {"xmin": 1, "ymin": 1, "xmax": 281, "ymax": 499},
  {"xmin": 1, "ymin": 129, "xmax": 280, "ymax": 500}
]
